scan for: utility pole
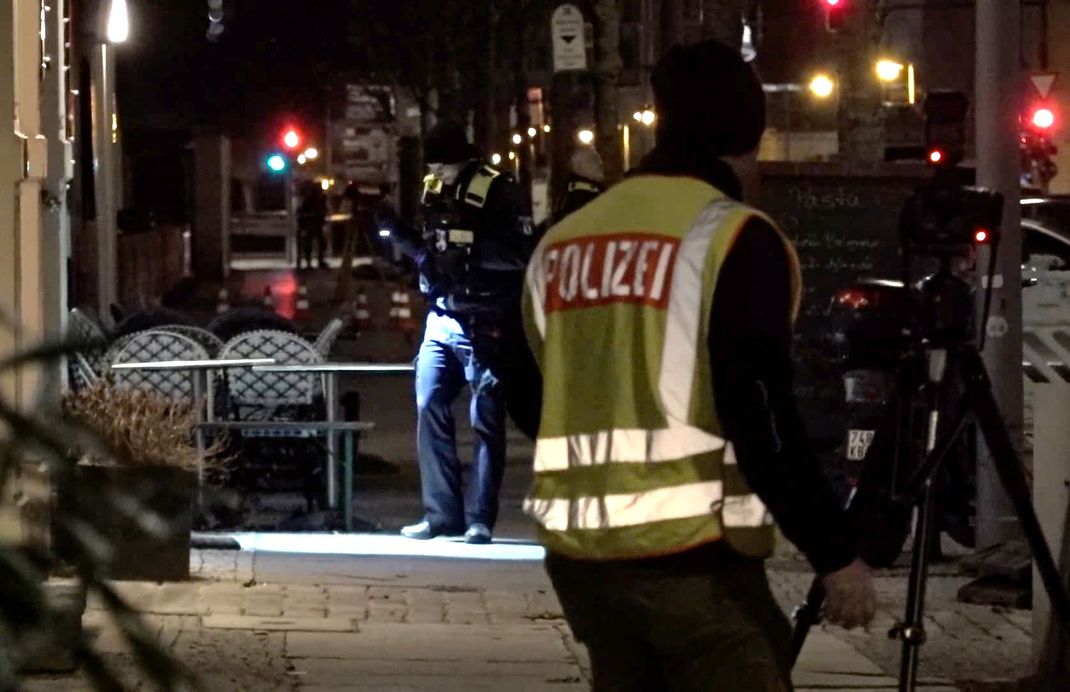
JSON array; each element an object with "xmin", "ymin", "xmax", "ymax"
[{"xmin": 974, "ymin": 0, "xmax": 1024, "ymax": 550}]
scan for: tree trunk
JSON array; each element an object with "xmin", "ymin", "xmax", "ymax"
[
  {"xmin": 700, "ymin": 0, "xmax": 744, "ymax": 47},
  {"xmin": 837, "ymin": 1, "xmax": 884, "ymax": 161},
  {"xmin": 593, "ymin": 0, "xmax": 624, "ymax": 183}
]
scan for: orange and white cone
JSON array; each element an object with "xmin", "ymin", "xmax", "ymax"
[
  {"xmin": 389, "ymin": 291, "xmax": 416, "ymax": 334},
  {"xmin": 295, "ymin": 285, "xmax": 311, "ymax": 318},
  {"xmin": 215, "ymin": 288, "xmax": 230, "ymax": 314},
  {"xmin": 353, "ymin": 291, "xmax": 372, "ymax": 332}
]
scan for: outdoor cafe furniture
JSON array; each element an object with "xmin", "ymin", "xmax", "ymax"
[
  {"xmin": 109, "ymin": 356, "xmax": 276, "ymax": 488},
  {"xmin": 250, "ymin": 362, "xmax": 415, "ymax": 516}
]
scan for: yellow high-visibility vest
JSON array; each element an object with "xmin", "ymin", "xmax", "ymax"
[{"xmin": 522, "ymin": 175, "xmax": 802, "ymax": 560}]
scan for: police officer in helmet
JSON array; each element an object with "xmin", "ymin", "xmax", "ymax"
[{"xmin": 381, "ymin": 120, "xmax": 531, "ymax": 544}]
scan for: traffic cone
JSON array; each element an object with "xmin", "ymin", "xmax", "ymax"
[
  {"xmin": 353, "ymin": 291, "xmax": 372, "ymax": 332},
  {"xmin": 262, "ymin": 286, "xmax": 274, "ymax": 310},
  {"xmin": 390, "ymin": 291, "xmax": 416, "ymax": 334},
  {"xmin": 215, "ymin": 288, "xmax": 230, "ymax": 314},
  {"xmin": 295, "ymin": 284, "xmax": 311, "ymax": 318}
]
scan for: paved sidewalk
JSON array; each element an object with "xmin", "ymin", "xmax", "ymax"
[{"xmin": 22, "ymin": 536, "xmax": 990, "ymax": 691}]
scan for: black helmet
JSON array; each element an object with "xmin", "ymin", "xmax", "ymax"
[{"xmin": 651, "ymin": 40, "xmax": 766, "ymax": 157}]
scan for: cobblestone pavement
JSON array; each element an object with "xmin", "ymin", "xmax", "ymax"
[{"xmin": 20, "ymin": 543, "xmax": 1033, "ymax": 691}]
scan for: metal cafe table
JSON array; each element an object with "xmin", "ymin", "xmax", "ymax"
[
  {"xmin": 247, "ymin": 362, "xmax": 416, "ymax": 529},
  {"xmin": 110, "ymin": 357, "xmax": 276, "ymax": 488}
]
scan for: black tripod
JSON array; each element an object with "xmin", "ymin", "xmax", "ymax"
[{"xmin": 791, "ymin": 263, "xmax": 1070, "ymax": 691}]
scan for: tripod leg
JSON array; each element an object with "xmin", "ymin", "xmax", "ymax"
[
  {"xmin": 790, "ymin": 577, "xmax": 826, "ymax": 666},
  {"xmin": 961, "ymin": 348, "xmax": 1070, "ymax": 637},
  {"xmin": 897, "ymin": 481, "xmax": 938, "ymax": 692}
]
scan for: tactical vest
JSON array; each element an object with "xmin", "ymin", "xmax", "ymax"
[
  {"xmin": 521, "ymin": 175, "xmax": 802, "ymax": 561},
  {"xmin": 421, "ymin": 165, "xmax": 501, "ymax": 284}
]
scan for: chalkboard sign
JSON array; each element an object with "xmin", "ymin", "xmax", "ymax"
[{"xmin": 758, "ymin": 162, "xmax": 928, "ymax": 444}]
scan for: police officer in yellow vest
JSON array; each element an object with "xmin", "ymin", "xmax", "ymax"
[
  {"xmin": 513, "ymin": 41, "xmax": 876, "ymax": 690},
  {"xmin": 380, "ymin": 121, "xmax": 532, "ymax": 545}
]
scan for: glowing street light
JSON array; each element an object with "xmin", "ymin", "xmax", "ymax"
[
  {"xmin": 875, "ymin": 60, "xmax": 904, "ymax": 83},
  {"xmin": 304, "ymin": 147, "xmax": 319, "ymax": 160},
  {"xmin": 297, "ymin": 154, "xmax": 308, "ymax": 165},
  {"xmin": 107, "ymin": 0, "xmax": 130, "ymax": 43},
  {"xmin": 543, "ymin": 124, "xmax": 551, "ymax": 133},
  {"xmin": 809, "ymin": 74, "xmax": 835, "ymax": 99},
  {"xmin": 508, "ymin": 151, "xmax": 516, "ymax": 161},
  {"xmin": 491, "ymin": 153, "xmax": 502, "ymax": 165},
  {"xmin": 320, "ymin": 179, "xmax": 331, "ymax": 191},
  {"xmin": 577, "ymin": 129, "xmax": 595, "ymax": 145},
  {"xmin": 640, "ymin": 110, "xmax": 656, "ymax": 126},
  {"xmin": 633, "ymin": 111, "xmax": 643, "ymax": 122},
  {"xmin": 511, "ymin": 133, "xmax": 523, "ymax": 145},
  {"xmin": 527, "ymin": 127, "xmax": 537, "ymax": 138}
]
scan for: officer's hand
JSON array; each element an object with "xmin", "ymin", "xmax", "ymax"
[{"xmin": 821, "ymin": 558, "xmax": 877, "ymax": 630}]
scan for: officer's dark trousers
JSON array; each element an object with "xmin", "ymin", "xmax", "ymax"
[
  {"xmin": 546, "ymin": 544, "xmax": 793, "ymax": 692},
  {"xmin": 415, "ymin": 311, "xmax": 506, "ymax": 532}
]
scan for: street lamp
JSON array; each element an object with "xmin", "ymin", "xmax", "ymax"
[
  {"xmin": 577, "ymin": 129, "xmax": 595, "ymax": 145},
  {"xmin": 809, "ymin": 74, "xmax": 836, "ymax": 99},
  {"xmin": 107, "ymin": 0, "xmax": 130, "ymax": 43},
  {"xmin": 297, "ymin": 154, "xmax": 308, "ymax": 165},
  {"xmin": 304, "ymin": 147, "xmax": 319, "ymax": 160},
  {"xmin": 527, "ymin": 127, "xmax": 537, "ymax": 138},
  {"xmin": 512, "ymin": 133, "xmax": 523, "ymax": 145},
  {"xmin": 491, "ymin": 153, "xmax": 502, "ymax": 165},
  {"xmin": 640, "ymin": 110, "xmax": 656, "ymax": 127}
]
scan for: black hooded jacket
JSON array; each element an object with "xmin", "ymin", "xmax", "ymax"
[{"xmin": 503, "ymin": 144, "xmax": 858, "ymax": 575}]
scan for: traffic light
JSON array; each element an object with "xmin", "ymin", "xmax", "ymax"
[
  {"xmin": 281, "ymin": 127, "xmax": 302, "ymax": 151},
  {"xmin": 1029, "ymin": 105, "xmax": 1056, "ymax": 132},
  {"xmin": 266, "ymin": 154, "xmax": 287, "ymax": 173},
  {"xmin": 824, "ymin": 0, "xmax": 847, "ymax": 32}
]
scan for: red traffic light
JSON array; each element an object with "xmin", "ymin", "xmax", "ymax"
[
  {"xmin": 927, "ymin": 149, "xmax": 945, "ymax": 165},
  {"xmin": 824, "ymin": 0, "xmax": 847, "ymax": 31},
  {"xmin": 974, "ymin": 229, "xmax": 990, "ymax": 244},
  {"xmin": 281, "ymin": 128, "xmax": 302, "ymax": 150},
  {"xmin": 1032, "ymin": 107, "xmax": 1056, "ymax": 130}
]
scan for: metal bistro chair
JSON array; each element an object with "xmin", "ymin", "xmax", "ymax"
[
  {"xmin": 312, "ymin": 316, "xmax": 348, "ymax": 360},
  {"xmin": 155, "ymin": 324, "xmax": 225, "ymax": 358},
  {"xmin": 218, "ymin": 329, "xmax": 328, "ymax": 508},
  {"xmin": 67, "ymin": 308, "xmax": 110, "ymax": 388},
  {"xmin": 106, "ymin": 330, "xmax": 210, "ymax": 401}
]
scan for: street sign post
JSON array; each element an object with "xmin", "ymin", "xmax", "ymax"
[{"xmin": 551, "ymin": 4, "xmax": 586, "ymax": 73}]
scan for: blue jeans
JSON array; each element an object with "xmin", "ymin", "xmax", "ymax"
[{"xmin": 415, "ymin": 311, "xmax": 506, "ymax": 532}]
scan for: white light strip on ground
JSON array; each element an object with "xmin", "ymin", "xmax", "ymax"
[{"xmin": 229, "ymin": 533, "xmax": 547, "ymax": 562}]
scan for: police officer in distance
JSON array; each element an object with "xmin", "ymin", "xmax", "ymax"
[
  {"xmin": 552, "ymin": 147, "xmax": 605, "ymax": 222},
  {"xmin": 379, "ymin": 121, "xmax": 531, "ymax": 545}
]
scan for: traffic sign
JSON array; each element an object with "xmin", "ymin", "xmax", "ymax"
[
  {"xmin": 1030, "ymin": 72, "xmax": 1059, "ymax": 99},
  {"xmin": 551, "ymin": 4, "xmax": 587, "ymax": 72}
]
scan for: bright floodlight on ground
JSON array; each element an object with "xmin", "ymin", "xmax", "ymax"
[
  {"xmin": 107, "ymin": 0, "xmax": 130, "ymax": 43},
  {"xmin": 491, "ymin": 153, "xmax": 502, "ymax": 165},
  {"xmin": 304, "ymin": 147, "xmax": 319, "ymax": 160},
  {"xmin": 266, "ymin": 154, "xmax": 287, "ymax": 173},
  {"xmin": 809, "ymin": 74, "xmax": 835, "ymax": 99},
  {"xmin": 875, "ymin": 60, "xmax": 904, "ymax": 82},
  {"xmin": 577, "ymin": 129, "xmax": 595, "ymax": 145}
]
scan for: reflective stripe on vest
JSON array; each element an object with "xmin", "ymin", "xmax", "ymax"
[
  {"xmin": 567, "ymin": 180, "xmax": 602, "ymax": 195},
  {"xmin": 462, "ymin": 166, "xmax": 500, "ymax": 209},
  {"xmin": 521, "ymin": 175, "xmax": 798, "ymax": 561}
]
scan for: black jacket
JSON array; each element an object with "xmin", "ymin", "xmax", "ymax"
[
  {"xmin": 394, "ymin": 161, "xmax": 531, "ymax": 318},
  {"xmin": 504, "ymin": 145, "xmax": 858, "ymax": 575}
]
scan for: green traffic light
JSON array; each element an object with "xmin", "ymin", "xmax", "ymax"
[{"xmin": 267, "ymin": 154, "xmax": 287, "ymax": 173}]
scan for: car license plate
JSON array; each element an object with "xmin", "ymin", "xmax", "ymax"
[{"xmin": 847, "ymin": 429, "xmax": 876, "ymax": 461}]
